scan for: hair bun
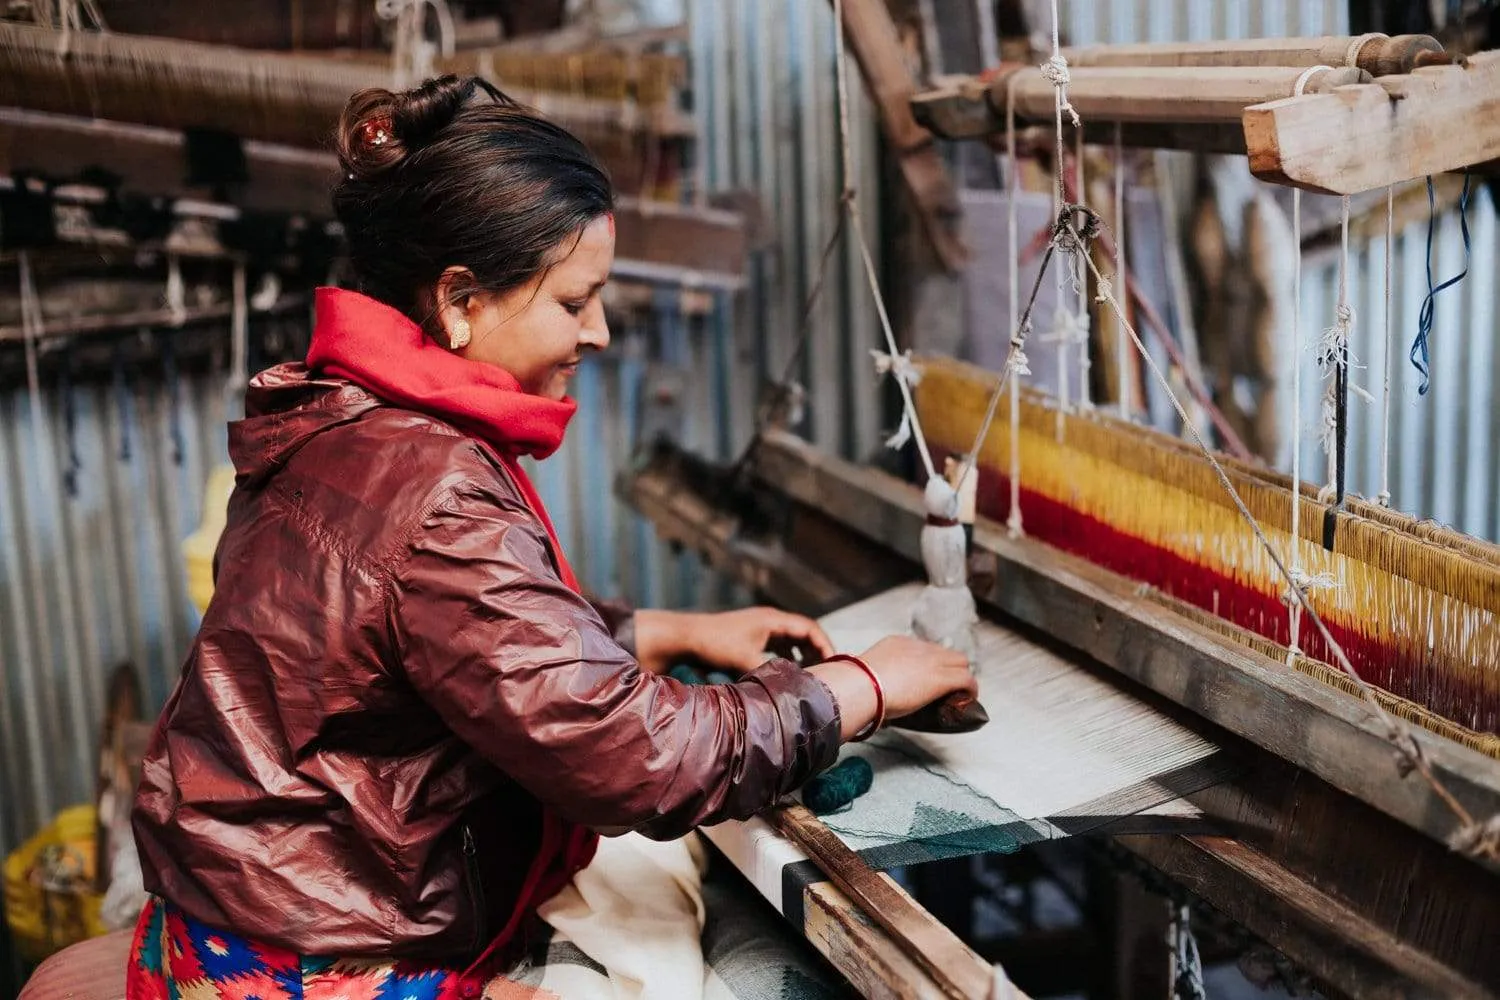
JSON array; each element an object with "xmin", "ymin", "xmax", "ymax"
[
  {"xmin": 338, "ymin": 75, "xmax": 508, "ymax": 183},
  {"xmin": 391, "ymin": 75, "xmax": 475, "ymax": 149}
]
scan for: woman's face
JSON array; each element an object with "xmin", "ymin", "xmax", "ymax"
[{"xmin": 445, "ymin": 214, "xmax": 615, "ymax": 400}]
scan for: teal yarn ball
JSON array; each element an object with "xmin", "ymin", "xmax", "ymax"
[{"xmin": 803, "ymin": 755, "xmax": 874, "ymax": 814}]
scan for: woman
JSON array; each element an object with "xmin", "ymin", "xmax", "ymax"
[{"xmin": 127, "ymin": 76, "xmax": 976, "ymax": 999}]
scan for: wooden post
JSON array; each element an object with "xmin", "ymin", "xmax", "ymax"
[{"xmin": 828, "ymin": 0, "xmax": 968, "ymax": 273}]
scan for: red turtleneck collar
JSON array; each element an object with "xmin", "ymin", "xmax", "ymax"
[{"xmin": 306, "ymin": 286, "xmax": 583, "ymax": 593}]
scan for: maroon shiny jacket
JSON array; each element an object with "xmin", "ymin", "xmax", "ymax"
[{"xmin": 132, "ymin": 364, "xmax": 842, "ymax": 961}]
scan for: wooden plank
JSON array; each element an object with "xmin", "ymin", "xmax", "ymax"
[
  {"xmin": 0, "ymin": 107, "xmax": 336, "ymax": 217},
  {"xmin": 915, "ymin": 97, "xmax": 1249, "ymax": 153},
  {"xmin": 1116, "ymin": 834, "xmax": 1493, "ymax": 999},
  {"xmin": 1245, "ymin": 50, "xmax": 1500, "ymax": 194},
  {"xmin": 828, "ymin": 0, "xmax": 967, "ymax": 273},
  {"xmin": 768, "ymin": 804, "xmax": 1010, "ymax": 1000},
  {"xmin": 750, "ymin": 430, "xmax": 1500, "ymax": 872},
  {"xmin": 911, "ymin": 64, "xmax": 1361, "ymax": 137},
  {"xmin": 801, "ymin": 881, "xmax": 958, "ymax": 1000},
  {"xmin": 1064, "ymin": 34, "xmax": 1452, "ymax": 77},
  {"xmin": 610, "ymin": 198, "xmax": 748, "ymax": 283}
]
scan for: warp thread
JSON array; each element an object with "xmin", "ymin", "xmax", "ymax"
[
  {"xmin": 1412, "ymin": 174, "xmax": 1473, "ymax": 394},
  {"xmin": 803, "ymin": 755, "xmax": 874, "ymax": 815}
]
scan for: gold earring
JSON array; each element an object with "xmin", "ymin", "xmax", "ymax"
[{"xmin": 449, "ymin": 318, "xmax": 471, "ymax": 350}]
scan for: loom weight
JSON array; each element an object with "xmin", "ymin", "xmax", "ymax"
[{"xmin": 899, "ymin": 476, "xmax": 991, "ymax": 734}]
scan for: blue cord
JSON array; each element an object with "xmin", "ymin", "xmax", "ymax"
[{"xmin": 1411, "ymin": 173, "xmax": 1473, "ymax": 395}]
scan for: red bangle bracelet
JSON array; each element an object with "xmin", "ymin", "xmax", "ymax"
[{"xmin": 823, "ymin": 653, "xmax": 885, "ymax": 742}]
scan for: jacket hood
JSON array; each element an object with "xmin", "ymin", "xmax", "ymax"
[{"xmin": 228, "ymin": 364, "xmax": 384, "ymax": 486}]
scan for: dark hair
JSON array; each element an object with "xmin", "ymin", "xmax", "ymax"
[{"xmin": 332, "ymin": 75, "xmax": 614, "ymax": 322}]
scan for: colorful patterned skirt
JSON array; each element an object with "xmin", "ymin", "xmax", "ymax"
[{"xmin": 124, "ymin": 896, "xmax": 495, "ymax": 1000}]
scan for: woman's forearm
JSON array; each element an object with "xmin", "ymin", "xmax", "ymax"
[
  {"xmin": 632, "ymin": 609, "xmax": 700, "ymax": 674},
  {"xmin": 808, "ymin": 659, "xmax": 878, "ymax": 741}
]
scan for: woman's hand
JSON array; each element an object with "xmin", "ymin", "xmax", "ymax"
[
  {"xmin": 810, "ymin": 635, "xmax": 977, "ymax": 742},
  {"xmin": 635, "ymin": 607, "xmax": 835, "ymax": 675}
]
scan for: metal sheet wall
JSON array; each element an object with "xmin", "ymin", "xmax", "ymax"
[{"xmin": 0, "ymin": 369, "xmax": 228, "ymax": 853}]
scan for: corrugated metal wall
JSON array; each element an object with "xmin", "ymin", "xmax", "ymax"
[{"xmin": 0, "ymin": 371, "xmax": 228, "ymax": 853}]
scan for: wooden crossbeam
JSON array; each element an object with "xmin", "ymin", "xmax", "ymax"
[
  {"xmin": 1245, "ymin": 49, "xmax": 1500, "ymax": 194},
  {"xmin": 911, "ymin": 65, "xmax": 1362, "ymax": 140}
]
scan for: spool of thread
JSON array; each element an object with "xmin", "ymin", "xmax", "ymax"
[{"xmin": 802, "ymin": 755, "xmax": 874, "ymax": 814}]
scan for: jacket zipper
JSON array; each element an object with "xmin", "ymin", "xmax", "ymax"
[{"xmin": 461, "ymin": 824, "xmax": 487, "ymax": 954}]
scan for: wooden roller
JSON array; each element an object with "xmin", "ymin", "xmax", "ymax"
[
  {"xmin": 912, "ymin": 64, "xmax": 1366, "ymax": 139},
  {"xmin": 0, "ymin": 21, "xmax": 690, "ymax": 150},
  {"xmin": 1064, "ymin": 33, "xmax": 1456, "ymax": 78}
]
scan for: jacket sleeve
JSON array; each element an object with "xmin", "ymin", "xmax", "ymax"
[
  {"xmin": 388, "ymin": 482, "xmax": 843, "ymax": 839},
  {"xmin": 583, "ymin": 592, "xmax": 636, "ymax": 655}
]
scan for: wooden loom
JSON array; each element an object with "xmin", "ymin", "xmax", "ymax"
[{"xmin": 622, "ymin": 24, "xmax": 1500, "ymax": 1000}]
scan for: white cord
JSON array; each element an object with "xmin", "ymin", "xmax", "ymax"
[{"xmin": 1378, "ymin": 186, "xmax": 1394, "ymax": 506}]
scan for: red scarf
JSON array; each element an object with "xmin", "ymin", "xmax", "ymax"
[{"xmin": 306, "ymin": 287, "xmax": 598, "ymax": 970}]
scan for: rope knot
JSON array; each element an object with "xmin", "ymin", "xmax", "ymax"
[
  {"xmin": 1280, "ymin": 568, "xmax": 1337, "ymax": 606},
  {"xmin": 1039, "ymin": 54, "xmax": 1081, "ymax": 128},
  {"xmin": 1387, "ymin": 722, "xmax": 1423, "ymax": 779},
  {"xmin": 1449, "ymin": 814, "xmax": 1500, "ymax": 859},
  {"xmin": 1005, "ymin": 346, "xmax": 1031, "ymax": 377},
  {"xmin": 1039, "ymin": 53, "xmax": 1070, "ymax": 86},
  {"xmin": 1094, "ymin": 275, "xmax": 1113, "ymax": 305},
  {"xmin": 871, "ymin": 348, "xmax": 922, "ymax": 387}
]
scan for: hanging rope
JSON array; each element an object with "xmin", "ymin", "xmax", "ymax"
[
  {"xmin": 1167, "ymin": 904, "xmax": 1207, "ymax": 1000},
  {"xmin": 1411, "ymin": 173, "xmax": 1473, "ymax": 395},
  {"xmin": 18, "ymin": 254, "xmax": 50, "ymax": 477},
  {"xmin": 1317, "ymin": 196, "xmax": 1368, "ymax": 508},
  {"xmin": 1004, "ymin": 73, "xmax": 1025, "ymax": 538},
  {"xmin": 1378, "ymin": 186, "xmax": 1395, "ymax": 507},
  {"xmin": 377, "ymin": 0, "xmax": 455, "ymax": 89},
  {"xmin": 1073, "ymin": 126, "xmax": 1091, "ymax": 410},
  {"xmin": 833, "ymin": 0, "xmax": 936, "ymax": 480},
  {"xmin": 226, "ymin": 262, "xmax": 250, "ymax": 421},
  {"xmin": 954, "ymin": 207, "xmax": 1097, "ymax": 498},
  {"xmin": 1113, "ymin": 121, "xmax": 1130, "ymax": 419}
]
